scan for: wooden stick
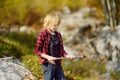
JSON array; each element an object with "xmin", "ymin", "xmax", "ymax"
[{"xmin": 53, "ymin": 56, "xmax": 86, "ymax": 60}]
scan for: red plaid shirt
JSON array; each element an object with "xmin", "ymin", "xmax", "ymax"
[{"xmin": 35, "ymin": 29, "xmax": 67, "ymax": 64}]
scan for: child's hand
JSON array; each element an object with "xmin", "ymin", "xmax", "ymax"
[
  {"xmin": 66, "ymin": 54, "xmax": 76, "ymax": 60},
  {"xmin": 47, "ymin": 56, "xmax": 56, "ymax": 64},
  {"xmin": 41, "ymin": 54, "xmax": 56, "ymax": 64}
]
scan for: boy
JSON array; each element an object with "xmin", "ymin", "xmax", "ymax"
[{"xmin": 35, "ymin": 12, "xmax": 75, "ymax": 80}]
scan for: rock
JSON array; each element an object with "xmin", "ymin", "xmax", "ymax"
[
  {"xmin": 64, "ymin": 46, "xmax": 78, "ymax": 56},
  {"xmin": 19, "ymin": 25, "xmax": 35, "ymax": 34},
  {"xmin": 0, "ymin": 57, "xmax": 35, "ymax": 80},
  {"xmin": 100, "ymin": 72, "xmax": 111, "ymax": 80},
  {"xmin": 96, "ymin": 25, "xmax": 120, "ymax": 62},
  {"xmin": 62, "ymin": 6, "xmax": 71, "ymax": 14},
  {"xmin": 106, "ymin": 61, "xmax": 120, "ymax": 72},
  {"xmin": 10, "ymin": 25, "xmax": 19, "ymax": 32}
]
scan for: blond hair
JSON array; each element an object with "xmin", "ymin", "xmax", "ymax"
[{"xmin": 43, "ymin": 12, "xmax": 61, "ymax": 28}]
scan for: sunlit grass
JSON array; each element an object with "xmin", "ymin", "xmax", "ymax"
[
  {"xmin": 20, "ymin": 54, "xmax": 43, "ymax": 79},
  {"xmin": 0, "ymin": 32, "xmax": 36, "ymax": 58},
  {"xmin": 62, "ymin": 60, "xmax": 106, "ymax": 79}
]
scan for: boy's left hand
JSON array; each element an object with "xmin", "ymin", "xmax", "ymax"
[{"xmin": 66, "ymin": 54, "xmax": 76, "ymax": 60}]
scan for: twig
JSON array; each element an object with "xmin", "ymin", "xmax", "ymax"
[{"xmin": 0, "ymin": 57, "xmax": 13, "ymax": 60}]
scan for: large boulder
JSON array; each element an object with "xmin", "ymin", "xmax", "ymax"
[{"xmin": 0, "ymin": 57, "xmax": 35, "ymax": 80}]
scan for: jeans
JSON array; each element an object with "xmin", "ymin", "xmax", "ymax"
[{"xmin": 42, "ymin": 63, "xmax": 66, "ymax": 80}]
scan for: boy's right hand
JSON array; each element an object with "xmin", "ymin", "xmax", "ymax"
[
  {"xmin": 41, "ymin": 54, "xmax": 56, "ymax": 64},
  {"xmin": 47, "ymin": 56, "xmax": 56, "ymax": 64}
]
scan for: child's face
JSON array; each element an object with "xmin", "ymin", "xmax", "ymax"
[{"xmin": 49, "ymin": 25, "xmax": 58, "ymax": 32}]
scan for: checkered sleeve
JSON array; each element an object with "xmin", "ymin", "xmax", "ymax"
[
  {"xmin": 35, "ymin": 31, "xmax": 45, "ymax": 57},
  {"xmin": 58, "ymin": 33, "xmax": 68, "ymax": 57}
]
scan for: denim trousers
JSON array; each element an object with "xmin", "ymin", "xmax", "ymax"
[{"xmin": 42, "ymin": 63, "xmax": 66, "ymax": 80}]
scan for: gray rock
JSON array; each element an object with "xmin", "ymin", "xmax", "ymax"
[
  {"xmin": 100, "ymin": 72, "xmax": 111, "ymax": 80},
  {"xmin": 62, "ymin": 6, "xmax": 71, "ymax": 14},
  {"xmin": 0, "ymin": 58, "xmax": 35, "ymax": 80},
  {"xmin": 96, "ymin": 25, "xmax": 120, "ymax": 62},
  {"xmin": 106, "ymin": 61, "xmax": 120, "ymax": 72}
]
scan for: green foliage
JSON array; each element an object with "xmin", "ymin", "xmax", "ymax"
[
  {"xmin": 0, "ymin": 37, "xmax": 23, "ymax": 58},
  {"xmin": 87, "ymin": 0, "xmax": 101, "ymax": 7},
  {"xmin": 111, "ymin": 72, "xmax": 120, "ymax": 80},
  {"xmin": 0, "ymin": 32, "xmax": 36, "ymax": 58},
  {"xmin": 0, "ymin": 0, "xmax": 31, "ymax": 25},
  {"xmin": 62, "ymin": 60, "xmax": 106, "ymax": 79},
  {"xmin": 0, "ymin": 0, "xmax": 120, "ymax": 26},
  {"xmin": 20, "ymin": 54, "xmax": 43, "ymax": 79},
  {"xmin": 0, "ymin": 43, "xmax": 22, "ymax": 58},
  {"xmin": 6, "ymin": 32, "xmax": 36, "ymax": 49}
]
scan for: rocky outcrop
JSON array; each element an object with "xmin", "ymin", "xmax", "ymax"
[
  {"xmin": 0, "ymin": 57, "xmax": 35, "ymax": 80},
  {"xmin": 96, "ymin": 25, "xmax": 120, "ymax": 62}
]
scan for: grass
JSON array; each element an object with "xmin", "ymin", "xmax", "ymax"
[
  {"xmin": 20, "ymin": 54, "xmax": 43, "ymax": 79},
  {"xmin": 111, "ymin": 72, "xmax": 120, "ymax": 80},
  {"xmin": 0, "ymin": 37, "xmax": 23, "ymax": 58},
  {"xmin": 62, "ymin": 60, "xmax": 106, "ymax": 80}
]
